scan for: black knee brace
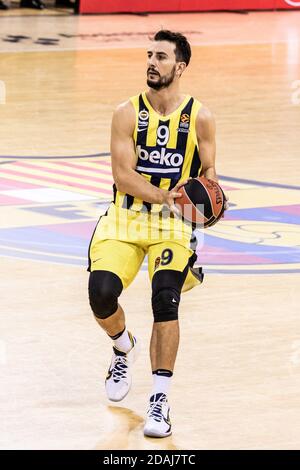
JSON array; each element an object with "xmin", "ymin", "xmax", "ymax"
[
  {"xmin": 88, "ymin": 270, "xmax": 123, "ymax": 319},
  {"xmin": 151, "ymin": 268, "xmax": 188, "ymax": 322},
  {"xmin": 152, "ymin": 287, "xmax": 180, "ymax": 322}
]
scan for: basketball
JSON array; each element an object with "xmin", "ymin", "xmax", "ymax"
[{"xmin": 175, "ymin": 176, "xmax": 226, "ymax": 227}]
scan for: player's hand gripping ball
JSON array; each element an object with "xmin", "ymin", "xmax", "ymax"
[{"xmin": 175, "ymin": 176, "xmax": 226, "ymax": 227}]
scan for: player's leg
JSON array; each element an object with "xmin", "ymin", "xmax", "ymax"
[
  {"xmin": 181, "ymin": 230, "xmax": 204, "ymax": 292},
  {"xmin": 144, "ymin": 242, "xmax": 190, "ymax": 437},
  {"xmin": 89, "ymin": 270, "xmax": 124, "ymax": 335},
  {"xmin": 150, "ymin": 269, "xmax": 185, "ymax": 373},
  {"xmin": 88, "ymin": 239, "xmax": 144, "ymax": 401}
]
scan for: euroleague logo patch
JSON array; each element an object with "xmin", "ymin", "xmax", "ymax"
[
  {"xmin": 180, "ymin": 113, "xmax": 190, "ymax": 123},
  {"xmin": 177, "ymin": 113, "xmax": 190, "ymax": 133}
]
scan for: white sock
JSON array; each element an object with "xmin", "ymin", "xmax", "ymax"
[
  {"xmin": 111, "ymin": 328, "xmax": 133, "ymax": 353},
  {"xmin": 151, "ymin": 370, "xmax": 173, "ymax": 396}
]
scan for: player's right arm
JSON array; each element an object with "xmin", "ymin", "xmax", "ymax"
[{"xmin": 110, "ymin": 101, "xmax": 182, "ymax": 209}]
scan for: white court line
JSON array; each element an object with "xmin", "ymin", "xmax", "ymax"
[
  {"xmin": 0, "ymin": 241, "xmax": 86, "ymax": 255},
  {"xmin": 0, "ymin": 251, "xmax": 85, "ymax": 266}
]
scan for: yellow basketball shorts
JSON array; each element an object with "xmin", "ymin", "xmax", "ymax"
[{"xmin": 88, "ymin": 203, "xmax": 202, "ymax": 292}]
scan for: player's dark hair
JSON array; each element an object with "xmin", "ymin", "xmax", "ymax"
[{"xmin": 153, "ymin": 30, "xmax": 191, "ymax": 66}]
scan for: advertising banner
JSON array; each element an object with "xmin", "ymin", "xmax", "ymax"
[{"xmin": 79, "ymin": 1, "xmax": 300, "ymax": 19}]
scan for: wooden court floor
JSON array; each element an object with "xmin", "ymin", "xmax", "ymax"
[{"xmin": 0, "ymin": 10, "xmax": 300, "ymax": 449}]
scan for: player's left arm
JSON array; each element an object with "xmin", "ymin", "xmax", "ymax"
[
  {"xmin": 196, "ymin": 106, "xmax": 228, "ymax": 210},
  {"xmin": 195, "ymin": 106, "xmax": 218, "ymax": 182}
]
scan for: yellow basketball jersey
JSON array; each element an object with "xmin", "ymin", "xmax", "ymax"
[{"xmin": 113, "ymin": 91, "xmax": 203, "ymax": 213}]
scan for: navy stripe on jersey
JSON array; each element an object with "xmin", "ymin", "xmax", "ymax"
[
  {"xmin": 168, "ymin": 178, "xmax": 179, "ymax": 191},
  {"xmin": 165, "ymin": 99, "xmax": 194, "ymax": 193},
  {"xmin": 122, "ymin": 193, "xmax": 135, "ymax": 210},
  {"xmin": 136, "ymin": 94, "xmax": 150, "ymax": 147},
  {"xmin": 141, "ymin": 175, "xmax": 162, "ymax": 212},
  {"xmin": 189, "ymin": 145, "xmax": 201, "ymax": 178},
  {"xmin": 112, "ymin": 183, "xmax": 117, "ymax": 204},
  {"xmin": 124, "ymin": 94, "xmax": 150, "ymax": 210},
  {"xmin": 139, "ymin": 119, "xmax": 171, "ymax": 212},
  {"xmin": 176, "ymin": 97, "xmax": 194, "ymax": 154}
]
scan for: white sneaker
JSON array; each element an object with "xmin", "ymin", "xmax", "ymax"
[
  {"xmin": 105, "ymin": 334, "xmax": 138, "ymax": 402},
  {"xmin": 144, "ymin": 393, "xmax": 172, "ymax": 438}
]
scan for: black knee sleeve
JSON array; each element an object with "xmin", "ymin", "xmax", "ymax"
[
  {"xmin": 152, "ymin": 287, "xmax": 180, "ymax": 322},
  {"xmin": 151, "ymin": 268, "xmax": 188, "ymax": 323},
  {"xmin": 88, "ymin": 270, "xmax": 123, "ymax": 319}
]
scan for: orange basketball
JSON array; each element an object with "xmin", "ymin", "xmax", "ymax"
[{"xmin": 175, "ymin": 176, "xmax": 226, "ymax": 228}]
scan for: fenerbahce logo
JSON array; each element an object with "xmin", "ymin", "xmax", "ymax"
[
  {"xmin": 136, "ymin": 145, "xmax": 183, "ymax": 174},
  {"xmin": 137, "ymin": 109, "xmax": 149, "ymax": 131}
]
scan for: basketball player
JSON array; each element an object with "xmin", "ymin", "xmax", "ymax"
[{"xmin": 88, "ymin": 30, "xmax": 226, "ymax": 438}]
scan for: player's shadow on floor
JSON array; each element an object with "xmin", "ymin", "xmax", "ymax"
[{"xmin": 95, "ymin": 406, "xmax": 180, "ymax": 450}]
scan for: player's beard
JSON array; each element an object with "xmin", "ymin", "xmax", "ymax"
[{"xmin": 147, "ymin": 65, "xmax": 176, "ymax": 90}]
